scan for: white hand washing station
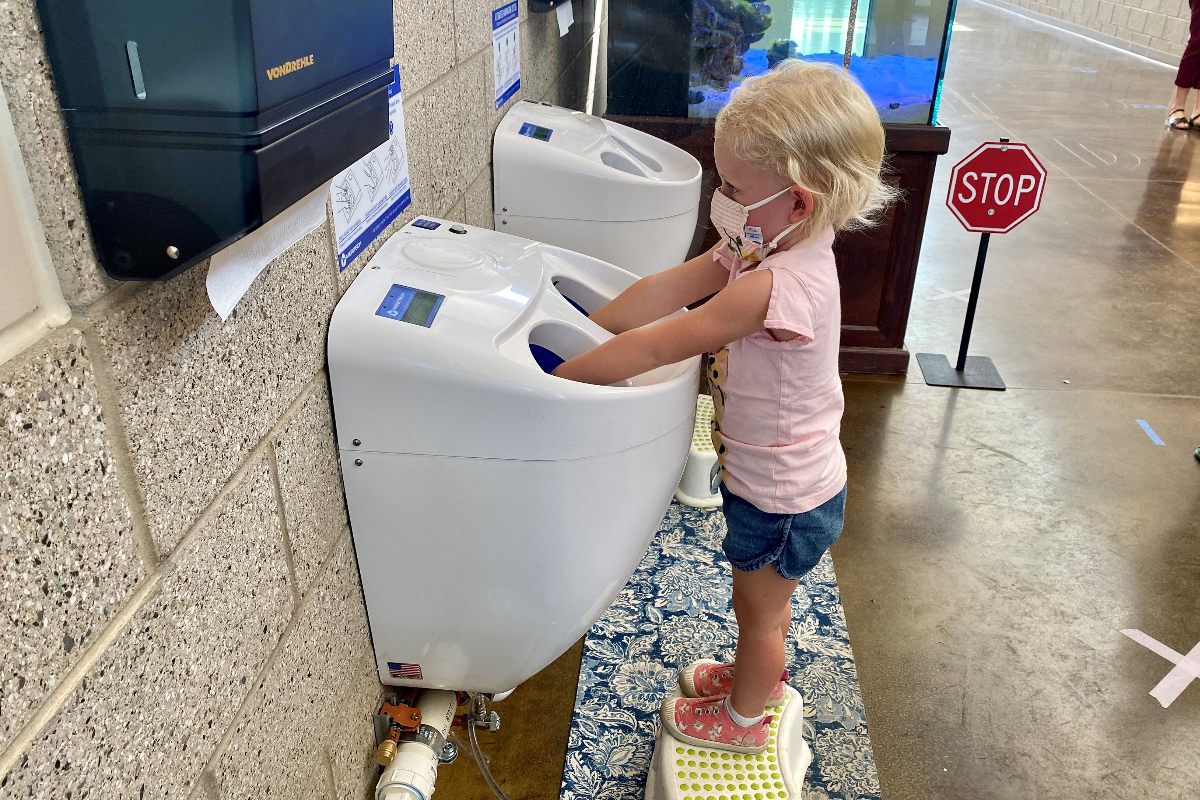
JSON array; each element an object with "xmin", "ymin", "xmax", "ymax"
[
  {"xmin": 327, "ymin": 217, "xmax": 698, "ymax": 799},
  {"xmin": 493, "ymin": 101, "xmax": 702, "ymax": 277}
]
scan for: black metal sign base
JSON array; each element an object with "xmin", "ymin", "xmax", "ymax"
[{"xmin": 916, "ymin": 353, "xmax": 1006, "ymax": 390}]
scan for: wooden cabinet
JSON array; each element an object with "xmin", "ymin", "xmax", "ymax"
[
  {"xmin": 604, "ymin": 117, "xmax": 950, "ymax": 375},
  {"xmin": 836, "ymin": 124, "xmax": 951, "ymax": 374}
]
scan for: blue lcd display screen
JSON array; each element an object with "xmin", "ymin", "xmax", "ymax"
[
  {"xmin": 518, "ymin": 122, "xmax": 553, "ymax": 141},
  {"xmin": 411, "ymin": 219, "xmax": 440, "ymax": 230},
  {"xmin": 375, "ymin": 284, "xmax": 445, "ymax": 327}
]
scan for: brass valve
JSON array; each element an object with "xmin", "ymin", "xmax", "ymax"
[
  {"xmin": 375, "ymin": 699, "xmax": 422, "ymax": 765},
  {"xmin": 375, "ymin": 737, "xmax": 398, "ymax": 767}
]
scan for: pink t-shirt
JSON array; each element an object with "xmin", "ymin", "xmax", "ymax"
[{"xmin": 708, "ymin": 227, "xmax": 846, "ymax": 515}]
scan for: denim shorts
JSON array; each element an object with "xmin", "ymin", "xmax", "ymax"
[{"xmin": 720, "ymin": 484, "xmax": 847, "ymax": 580}]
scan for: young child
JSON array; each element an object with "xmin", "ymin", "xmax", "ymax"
[{"xmin": 552, "ymin": 60, "xmax": 893, "ymax": 754}]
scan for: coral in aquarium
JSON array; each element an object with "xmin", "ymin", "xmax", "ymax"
[
  {"xmin": 691, "ymin": 0, "xmax": 772, "ymax": 90},
  {"xmin": 766, "ymin": 38, "xmax": 798, "ymax": 68}
]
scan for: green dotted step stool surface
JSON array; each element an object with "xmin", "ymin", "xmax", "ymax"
[
  {"xmin": 669, "ymin": 694, "xmax": 792, "ymax": 800},
  {"xmin": 692, "ymin": 395, "xmax": 715, "ymax": 453}
]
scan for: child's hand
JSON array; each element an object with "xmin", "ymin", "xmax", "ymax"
[
  {"xmin": 551, "ymin": 354, "xmax": 606, "ymax": 385},
  {"xmin": 547, "ymin": 269, "xmax": 776, "ymax": 386}
]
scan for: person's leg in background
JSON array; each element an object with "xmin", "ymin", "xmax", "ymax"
[{"xmin": 1171, "ymin": 0, "xmax": 1200, "ymax": 128}]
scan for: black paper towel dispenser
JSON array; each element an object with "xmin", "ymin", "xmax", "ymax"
[{"xmin": 36, "ymin": 0, "xmax": 394, "ymax": 281}]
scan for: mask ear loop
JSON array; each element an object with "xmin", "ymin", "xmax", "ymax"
[
  {"xmin": 742, "ymin": 185, "xmax": 795, "ymax": 212},
  {"xmin": 759, "ymin": 185, "xmax": 808, "ymax": 254}
]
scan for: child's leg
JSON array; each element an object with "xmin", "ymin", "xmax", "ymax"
[{"xmin": 728, "ymin": 564, "xmax": 800, "ymax": 719}]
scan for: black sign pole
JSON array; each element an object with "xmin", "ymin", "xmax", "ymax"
[
  {"xmin": 954, "ymin": 231, "xmax": 990, "ymax": 372},
  {"xmin": 915, "ymin": 139, "xmax": 1008, "ymax": 391}
]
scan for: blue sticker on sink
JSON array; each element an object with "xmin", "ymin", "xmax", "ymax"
[
  {"xmin": 519, "ymin": 122, "xmax": 553, "ymax": 141},
  {"xmin": 376, "ymin": 284, "xmax": 445, "ymax": 327}
]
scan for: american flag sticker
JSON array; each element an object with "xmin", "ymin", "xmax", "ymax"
[{"xmin": 387, "ymin": 661, "xmax": 423, "ymax": 680}]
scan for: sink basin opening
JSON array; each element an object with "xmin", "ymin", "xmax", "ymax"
[
  {"xmin": 610, "ymin": 134, "xmax": 663, "ymax": 173},
  {"xmin": 600, "ymin": 150, "xmax": 647, "ymax": 176},
  {"xmin": 552, "ymin": 276, "xmax": 610, "ymax": 317},
  {"xmin": 528, "ymin": 321, "xmax": 601, "ymax": 374}
]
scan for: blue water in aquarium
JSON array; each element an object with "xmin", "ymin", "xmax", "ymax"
[{"xmin": 691, "ymin": 50, "xmax": 940, "ymax": 120}]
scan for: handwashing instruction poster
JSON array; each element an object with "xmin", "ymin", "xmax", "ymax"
[
  {"xmin": 330, "ymin": 64, "xmax": 412, "ymax": 271},
  {"xmin": 493, "ymin": 2, "xmax": 520, "ymax": 109}
]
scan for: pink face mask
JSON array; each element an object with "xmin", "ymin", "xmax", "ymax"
[{"xmin": 709, "ymin": 185, "xmax": 803, "ymax": 262}]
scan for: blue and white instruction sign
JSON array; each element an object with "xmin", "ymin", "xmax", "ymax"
[
  {"xmin": 493, "ymin": 2, "xmax": 520, "ymax": 110},
  {"xmin": 330, "ymin": 65, "xmax": 412, "ymax": 271}
]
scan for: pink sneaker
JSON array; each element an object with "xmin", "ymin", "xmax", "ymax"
[
  {"xmin": 678, "ymin": 660, "xmax": 789, "ymax": 707},
  {"xmin": 660, "ymin": 695, "xmax": 772, "ymax": 754}
]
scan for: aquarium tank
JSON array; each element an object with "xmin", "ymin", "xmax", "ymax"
[
  {"xmin": 607, "ymin": 0, "xmax": 956, "ymax": 124},
  {"xmin": 690, "ymin": 0, "xmax": 955, "ymax": 123}
]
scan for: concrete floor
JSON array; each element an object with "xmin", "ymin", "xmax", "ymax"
[
  {"xmin": 435, "ymin": 640, "xmax": 584, "ymax": 800},
  {"xmin": 436, "ymin": 3, "xmax": 1200, "ymax": 799},
  {"xmin": 835, "ymin": 1, "xmax": 1200, "ymax": 797}
]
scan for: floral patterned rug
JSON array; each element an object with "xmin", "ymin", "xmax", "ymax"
[{"xmin": 559, "ymin": 502, "xmax": 880, "ymax": 800}]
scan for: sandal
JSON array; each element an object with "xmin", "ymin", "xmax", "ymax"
[{"xmin": 1167, "ymin": 108, "xmax": 1190, "ymax": 130}]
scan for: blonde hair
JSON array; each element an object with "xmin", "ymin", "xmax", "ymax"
[{"xmin": 715, "ymin": 59, "xmax": 897, "ymax": 233}]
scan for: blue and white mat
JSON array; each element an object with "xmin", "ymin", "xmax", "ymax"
[{"xmin": 559, "ymin": 503, "xmax": 880, "ymax": 800}]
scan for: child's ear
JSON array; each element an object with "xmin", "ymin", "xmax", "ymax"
[{"xmin": 789, "ymin": 186, "xmax": 815, "ymax": 223}]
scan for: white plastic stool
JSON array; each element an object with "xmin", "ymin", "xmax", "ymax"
[
  {"xmin": 645, "ymin": 687, "xmax": 812, "ymax": 800},
  {"xmin": 674, "ymin": 395, "xmax": 722, "ymax": 509}
]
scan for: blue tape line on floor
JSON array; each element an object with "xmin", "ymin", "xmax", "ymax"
[{"xmin": 1136, "ymin": 419, "xmax": 1165, "ymax": 446}]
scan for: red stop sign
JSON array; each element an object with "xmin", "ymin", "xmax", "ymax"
[{"xmin": 946, "ymin": 142, "xmax": 1046, "ymax": 233}]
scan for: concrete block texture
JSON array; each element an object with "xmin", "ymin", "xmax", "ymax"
[
  {"xmin": 1164, "ymin": 14, "xmax": 1190, "ymax": 44},
  {"xmin": 1160, "ymin": 0, "xmax": 1183, "ymax": 19},
  {"xmin": 0, "ymin": 4, "xmax": 598, "ymax": 799},
  {"xmin": 210, "ymin": 534, "xmax": 372, "ymax": 800},
  {"xmin": 523, "ymin": 11, "xmax": 569, "ymax": 103},
  {"xmin": 0, "ymin": 458, "xmax": 293, "ymax": 799},
  {"xmin": 302, "ymin": 757, "xmax": 337, "ymax": 800},
  {"xmin": 456, "ymin": 0, "xmax": 502, "ymax": 62},
  {"xmin": 272, "ymin": 382, "xmax": 348, "ymax": 596},
  {"xmin": 549, "ymin": 47, "xmax": 593, "ymax": 110},
  {"xmin": 466, "ymin": 167, "xmax": 495, "ymax": 230},
  {"xmin": 1144, "ymin": 11, "xmax": 1168, "ymax": 37},
  {"xmin": 0, "ymin": 330, "xmax": 143, "ymax": 749},
  {"xmin": 1112, "ymin": 4, "xmax": 1132, "ymax": 27},
  {"xmin": 394, "ymin": 0, "xmax": 456, "ymax": 96},
  {"xmin": 445, "ymin": 197, "xmax": 467, "ymax": 222},
  {"xmin": 1127, "ymin": 6, "xmax": 1149, "ymax": 30},
  {"xmin": 91, "ymin": 226, "xmax": 337, "ymax": 555},
  {"xmin": 326, "ymin": 654, "xmax": 385, "ymax": 800},
  {"xmin": 0, "ymin": 0, "xmax": 114, "ymax": 306},
  {"xmin": 405, "ymin": 56, "xmax": 490, "ymax": 219}
]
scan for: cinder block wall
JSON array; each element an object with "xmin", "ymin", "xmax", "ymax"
[
  {"xmin": 0, "ymin": 0, "xmax": 603, "ymax": 797},
  {"xmin": 1002, "ymin": 0, "xmax": 1192, "ymax": 64}
]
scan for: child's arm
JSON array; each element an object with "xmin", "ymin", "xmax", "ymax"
[
  {"xmin": 588, "ymin": 242, "xmax": 729, "ymax": 334},
  {"xmin": 553, "ymin": 269, "xmax": 775, "ymax": 386}
]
